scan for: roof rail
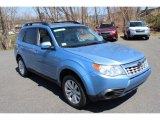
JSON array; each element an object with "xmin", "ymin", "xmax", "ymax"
[
  {"xmin": 24, "ymin": 22, "xmax": 49, "ymax": 26},
  {"xmin": 54, "ymin": 21, "xmax": 81, "ymax": 24}
]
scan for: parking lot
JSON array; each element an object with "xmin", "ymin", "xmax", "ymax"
[{"xmin": 0, "ymin": 36, "xmax": 160, "ymax": 113}]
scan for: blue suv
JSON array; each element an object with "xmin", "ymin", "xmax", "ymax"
[{"xmin": 14, "ymin": 21, "xmax": 151, "ymax": 109}]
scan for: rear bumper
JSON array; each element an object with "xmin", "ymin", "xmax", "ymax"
[{"xmin": 88, "ymin": 68, "xmax": 151, "ymax": 102}]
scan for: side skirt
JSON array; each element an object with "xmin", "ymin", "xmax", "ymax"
[{"xmin": 28, "ymin": 68, "xmax": 61, "ymax": 87}]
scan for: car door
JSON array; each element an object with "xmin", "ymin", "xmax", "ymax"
[
  {"xmin": 33, "ymin": 28, "xmax": 59, "ymax": 80},
  {"xmin": 20, "ymin": 28, "xmax": 39, "ymax": 70}
]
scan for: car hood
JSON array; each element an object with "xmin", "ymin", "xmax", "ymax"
[
  {"xmin": 129, "ymin": 26, "xmax": 149, "ymax": 30},
  {"xmin": 64, "ymin": 43, "xmax": 144, "ymax": 65}
]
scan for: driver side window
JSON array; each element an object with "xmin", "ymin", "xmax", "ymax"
[{"xmin": 38, "ymin": 28, "xmax": 52, "ymax": 46}]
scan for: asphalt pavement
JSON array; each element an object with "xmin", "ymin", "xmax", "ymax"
[{"xmin": 0, "ymin": 36, "xmax": 160, "ymax": 113}]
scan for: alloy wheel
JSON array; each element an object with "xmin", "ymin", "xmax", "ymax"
[
  {"xmin": 64, "ymin": 80, "xmax": 81, "ymax": 104},
  {"xmin": 18, "ymin": 60, "xmax": 25, "ymax": 75}
]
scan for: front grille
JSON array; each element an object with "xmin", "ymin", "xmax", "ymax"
[
  {"xmin": 136, "ymin": 30, "xmax": 145, "ymax": 32},
  {"xmin": 101, "ymin": 32, "xmax": 110, "ymax": 35},
  {"xmin": 136, "ymin": 29, "xmax": 145, "ymax": 32},
  {"xmin": 125, "ymin": 59, "xmax": 148, "ymax": 76}
]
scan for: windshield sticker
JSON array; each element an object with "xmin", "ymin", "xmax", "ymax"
[
  {"xmin": 54, "ymin": 28, "xmax": 66, "ymax": 32},
  {"xmin": 61, "ymin": 43, "xmax": 67, "ymax": 46}
]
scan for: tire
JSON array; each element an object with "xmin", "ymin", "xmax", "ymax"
[
  {"xmin": 126, "ymin": 34, "xmax": 130, "ymax": 40},
  {"xmin": 18, "ymin": 57, "xmax": 28, "ymax": 77},
  {"xmin": 124, "ymin": 34, "xmax": 127, "ymax": 39},
  {"xmin": 145, "ymin": 36, "xmax": 149, "ymax": 40},
  {"xmin": 62, "ymin": 75, "xmax": 87, "ymax": 109}
]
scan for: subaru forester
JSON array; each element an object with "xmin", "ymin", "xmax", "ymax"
[{"xmin": 14, "ymin": 21, "xmax": 151, "ymax": 109}]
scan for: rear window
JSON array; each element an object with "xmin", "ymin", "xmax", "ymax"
[{"xmin": 23, "ymin": 28, "xmax": 38, "ymax": 45}]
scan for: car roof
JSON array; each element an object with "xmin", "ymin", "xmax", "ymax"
[
  {"xmin": 22, "ymin": 22, "xmax": 86, "ymax": 29},
  {"xmin": 49, "ymin": 23, "xmax": 85, "ymax": 28}
]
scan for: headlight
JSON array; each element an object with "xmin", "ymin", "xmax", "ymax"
[
  {"xmin": 111, "ymin": 31, "xmax": 116, "ymax": 34},
  {"xmin": 93, "ymin": 64, "xmax": 126, "ymax": 77},
  {"xmin": 130, "ymin": 29, "xmax": 135, "ymax": 32},
  {"xmin": 146, "ymin": 28, "xmax": 150, "ymax": 32},
  {"xmin": 144, "ymin": 59, "xmax": 149, "ymax": 68}
]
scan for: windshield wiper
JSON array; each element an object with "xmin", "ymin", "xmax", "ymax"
[{"xmin": 63, "ymin": 41, "xmax": 107, "ymax": 48}]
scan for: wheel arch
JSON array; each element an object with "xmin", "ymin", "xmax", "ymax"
[
  {"xmin": 57, "ymin": 61, "xmax": 95, "ymax": 95},
  {"xmin": 16, "ymin": 54, "xmax": 22, "ymax": 63}
]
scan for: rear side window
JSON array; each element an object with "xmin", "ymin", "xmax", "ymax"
[
  {"xmin": 23, "ymin": 28, "xmax": 38, "ymax": 45},
  {"xmin": 17, "ymin": 29, "xmax": 25, "ymax": 41}
]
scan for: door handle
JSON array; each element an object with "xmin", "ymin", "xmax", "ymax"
[{"xmin": 20, "ymin": 46, "xmax": 24, "ymax": 50}]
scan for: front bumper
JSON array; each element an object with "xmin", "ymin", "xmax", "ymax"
[
  {"xmin": 88, "ymin": 68, "xmax": 151, "ymax": 102},
  {"xmin": 128, "ymin": 30, "xmax": 150, "ymax": 38},
  {"xmin": 100, "ymin": 33, "xmax": 118, "ymax": 40}
]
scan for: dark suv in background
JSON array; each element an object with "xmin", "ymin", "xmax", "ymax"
[{"xmin": 96, "ymin": 21, "xmax": 118, "ymax": 41}]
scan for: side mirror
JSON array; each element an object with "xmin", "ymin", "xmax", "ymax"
[{"xmin": 40, "ymin": 42, "xmax": 53, "ymax": 50}]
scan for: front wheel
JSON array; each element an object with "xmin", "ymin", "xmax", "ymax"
[
  {"xmin": 62, "ymin": 75, "xmax": 87, "ymax": 109},
  {"xmin": 126, "ymin": 34, "xmax": 131, "ymax": 40},
  {"xmin": 18, "ymin": 58, "xmax": 28, "ymax": 77},
  {"xmin": 145, "ymin": 36, "xmax": 149, "ymax": 40}
]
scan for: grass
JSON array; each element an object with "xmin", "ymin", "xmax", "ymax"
[
  {"xmin": 0, "ymin": 34, "xmax": 17, "ymax": 51},
  {"xmin": 9, "ymin": 34, "xmax": 17, "ymax": 49},
  {"xmin": 150, "ymin": 31, "xmax": 160, "ymax": 36}
]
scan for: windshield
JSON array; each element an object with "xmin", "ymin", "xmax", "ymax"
[
  {"xmin": 99, "ymin": 23, "xmax": 114, "ymax": 28},
  {"xmin": 52, "ymin": 27, "xmax": 105, "ymax": 48},
  {"xmin": 130, "ymin": 22, "xmax": 145, "ymax": 27}
]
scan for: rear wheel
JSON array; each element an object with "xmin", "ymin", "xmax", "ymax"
[
  {"xmin": 18, "ymin": 57, "xmax": 28, "ymax": 77},
  {"xmin": 62, "ymin": 75, "xmax": 87, "ymax": 109}
]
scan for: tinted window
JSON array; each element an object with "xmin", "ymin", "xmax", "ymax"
[
  {"xmin": 39, "ymin": 28, "xmax": 52, "ymax": 45},
  {"xmin": 23, "ymin": 28, "xmax": 38, "ymax": 45},
  {"xmin": 130, "ymin": 22, "xmax": 145, "ymax": 27},
  {"xmin": 18, "ymin": 29, "xmax": 25, "ymax": 41},
  {"xmin": 99, "ymin": 23, "xmax": 114, "ymax": 28},
  {"xmin": 52, "ymin": 27, "xmax": 104, "ymax": 48}
]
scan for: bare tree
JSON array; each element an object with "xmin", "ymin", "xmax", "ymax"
[
  {"xmin": 81, "ymin": 7, "xmax": 88, "ymax": 24},
  {"xmin": 58, "ymin": 7, "xmax": 71, "ymax": 21},
  {"xmin": 120, "ymin": 7, "xmax": 132, "ymax": 25},
  {"xmin": 94, "ymin": 7, "xmax": 98, "ymax": 25},
  {"xmin": 8, "ymin": 7, "xmax": 17, "ymax": 31},
  {"xmin": 34, "ymin": 7, "xmax": 45, "ymax": 22},
  {"xmin": 42, "ymin": 7, "xmax": 60, "ymax": 22},
  {"xmin": 69, "ymin": 7, "xmax": 76, "ymax": 21},
  {"xmin": 107, "ymin": 7, "xmax": 112, "ymax": 21},
  {"xmin": 135, "ymin": 7, "xmax": 141, "ymax": 20},
  {"xmin": 48, "ymin": 7, "xmax": 60, "ymax": 22},
  {"xmin": 0, "ymin": 7, "xmax": 10, "ymax": 50}
]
